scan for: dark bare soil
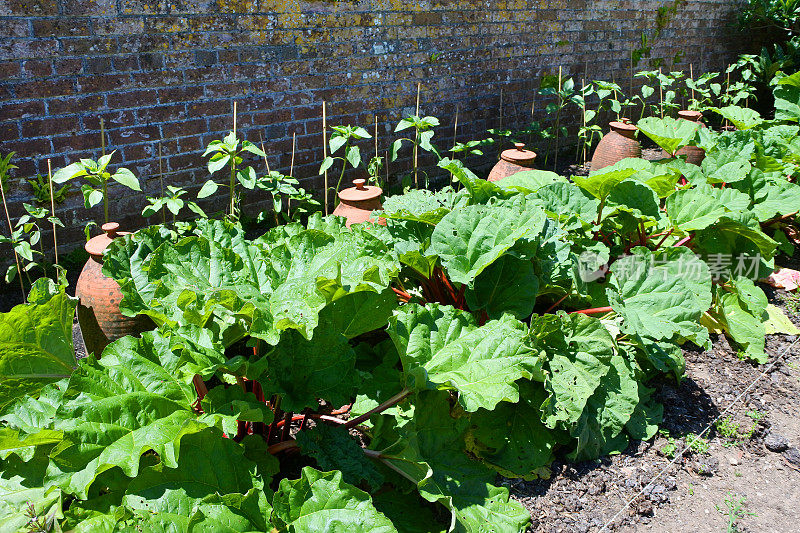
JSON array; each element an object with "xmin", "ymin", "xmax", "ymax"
[{"xmin": 509, "ymin": 290, "xmax": 800, "ymax": 533}]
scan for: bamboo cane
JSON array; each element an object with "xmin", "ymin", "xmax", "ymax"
[
  {"xmin": 47, "ymin": 159, "xmax": 58, "ymax": 266},
  {"xmin": 322, "ymin": 101, "xmax": 328, "ymax": 215},
  {"xmin": 0, "ymin": 175, "xmax": 25, "ymax": 303}
]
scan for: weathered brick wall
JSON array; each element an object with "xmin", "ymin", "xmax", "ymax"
[{"xmin": 1, "ymin": 0, "xmax": 745, "ymax": 250}]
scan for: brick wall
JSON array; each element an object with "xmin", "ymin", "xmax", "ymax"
[{"xmin": 1, "ymin": 0, "xmax": 745, "ymax": 251}]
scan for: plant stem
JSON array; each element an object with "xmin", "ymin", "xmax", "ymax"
[
  {"xmin": 571, "ymin": 306, "xmax": 614, "ymax": 315},
  {"xmin": 344, "ymin": 388, "xmax": 411, "ymax": 429},
  {"xmin": 46, "ymin": 159, "xmax": 58, "ymax": 267},
  {"xmin": 595, "ymin": 198, "xmax": 605, "ymax": 226},
  {"xmin": 322, "ymin": 101, "xmax": 329, "ymax": 215},
  {"xmin": 336, "ymin": 141, "xmax": 350, "ymax": 203},
  {"xmin": 653, "ymin": 228, "xmax": 674, "ymax": 250},
  {"xmin": 544, "ymin": 292, "xmax": 570, "ymax": 314},
  {"xmin": 363, "ymin": 449, "xmax": 420, "ymax": 485}
]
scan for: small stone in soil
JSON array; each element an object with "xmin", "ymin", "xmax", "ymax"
[
  {"xmin": 784, "ymin": 447, "xmax": 800, "ymax": 467},
  {"xmin": 694, "ymin": 456, "xmax": 719, "ymax": 476},
  {"xmin": 765, "ymin": 432, "xmax": 790, "ymax": 453}
]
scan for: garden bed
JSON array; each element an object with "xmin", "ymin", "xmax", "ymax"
[{"xmin": 513, "ymin": 290, "xmax": 800, "ymax": 533}]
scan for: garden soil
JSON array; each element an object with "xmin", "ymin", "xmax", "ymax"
[{"xmin": 510, "ymin": 290, "xmax": 800, "ymax": 533}]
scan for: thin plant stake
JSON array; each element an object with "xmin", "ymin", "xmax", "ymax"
[
  {"xmin": 581, "ymin": 78, "xmax": 587, "ymax": 164},
  {"xmin": 414, "ymin": 83, "xmax": 421, "ymax": 189},
  {"xmin": 499, "ymin": 88, "xmax": 504, "ymax": 132},
  {"xmin": 689, "ymin": 64, "xmax": 695, "ymax": 106},
  {"xmin": 554, "ymin": 66, "xmax": 562, "ymax": 171},
  {"xmin": 47, "ymin": 159, "xmax": 58, "ymax": 266},
  {"xmin": 288, "ymin": 132, "xmax": 296, "ymax": 218},
  {"xmin": 229, "ymin": 102, "xmax": 238, "ymax": 216},
  {"xmin": 259, "ymin": 138, "xmax": 279, "ymax": 226},
  {"xmin": 453, "ymin": 105, "xmax": 459, "ymax": 153},
  {"xmin": 659, "ymin": 68, "xmax": 664, "ymax": 118},
  {"xmin": 322, "ymin": 101, "xmax": 329, "ymax": 215},
  {"xmin": 158, "ymin": 143, "xmax": 165, "ymax": 224},
  {"xmin": 374, "ymin": 115, "xmax": 379, "ymax": 162},
  {"xmin": 0, "ymin": 168, "xmax": 25, "ymax": 303},
  {"xmin": 100, "ymin": 118, "xmax": 109, "ymax": 223}
]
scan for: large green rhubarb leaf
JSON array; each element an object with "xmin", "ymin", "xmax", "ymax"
[
  {"xmin": 666, "ymin": 185, "xmax": 727, "ymax": 231},
  {"xmin": 707, "ymin": 105, "xmax": 763, "ymax": 130},
  {"xmin": 607, "ymin": 247, "xmax": 712, "ymax": 344},
  {"xmin": 530, "ymin": 181, "xmax": 600, "ymax": 230},
  {"xmin": 464, "ymin": 254, "xmax": 539, "ymax": 320},
  {"xmin": 466, "ymin": 380, "xmax": 558, "ymax": 480},
  {"xmin": 530, "ymin": 313, "xmax": 616, "ymax": 428},
  {"xmin": 271, "ymin": 467, "xmax": 396, "ymax": 532},
  {"xmin": 573, "ymin": 158, "xmax": 651, "ymax": 201},
  {"xmin": 569, "ymin": 353, "xmax": 639, "ymax": 461},
  {"xmin": 369, "ymin": 391, "xmax": 530, "ymax": 533},
  {"xmin": 388, "ymin": 304, "xmax": 543, "ymax": 412},
  {"xmin": 0, "ymin": 280, "xmax": 77, "ymax": 411},
  {"xmin": 428, "ymin": 199, "xmax": 546, "ymax": 285},
  {"xmin": 774, "ymin": 72, "xmax": 800, "ymax": 122},
  {"xmin": 381, "ymin": 187, "xmax": 465, "ymax": 225},
  {"xmin": 123, "ymin": 429, "xmax": 271, "ymax": 531},
  {"xmin": 636, "ymin": 116, "xmax": 700, "ymax": 155},
  {"xmin": 44, "ymin": 332, "xmax": 207, "ymax": 497}
]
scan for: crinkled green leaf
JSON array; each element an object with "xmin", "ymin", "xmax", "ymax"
[
  {"xmin": 44, "ymin": 333, "xmax": 207, "ymax": 497},
  {"xmin": 494, "ymin": 169, "xmax": 566, "ymax": 193},
  {"xmin": 271, "ymin": 467, "xmax": 395, "ymax": 532},
  {"xmin": 0, "ymin": 283, "xmax": 77, "ymax": 410},
  {"xmin": 199, "ymin": 385, "xmax": 274, "ymax": 436},
  {"xmin": 708, "ymin": 105, "xmax": 763, "ymax": 130},
  {"xmin": 296, "ymin": 424, "xmax": 384, "ymax": 490},
  {"xmin": 637, "ymin": 116, "xmax": 700, "ymax": 155},
  {"xmin": 569, "ymin": 353, "xmax": 639, "ymax": 461},
  {"xmin": 389, "ymin": 304, "xmax": 543, "ymax": 412},
  {"xmin": 123, "ymin": 429, "xmax": 270, "ymax": 531},
  {"xmin": 466, "ymin": 380, "xmax": 557, "ymax": 480},
  {"xmin": 574, "ymin": 158, "xmax": 651, "ymax": 201},
  {"xmin": 608, "ymin": 247, "xmax": 712, "ymax": 344},
  {"xmin": 531, "ymin": 313, "xmax": 615, "ymax": 428},
  {"xmin": 465, "ymin": 254, "xmax": 539, "ymax": 320},
  {"xmin": 428, "ymin": 200, "xmax": 546, "ymax": 285}
]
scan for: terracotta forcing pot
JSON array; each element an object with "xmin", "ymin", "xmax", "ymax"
[
  {"xmin": 487, "ymin": 142, "xmax": 538, "ymax": 182},
  {"xmin": 332, "ymin": 179, "xmax": 386, "ymax": 227},
  {"xmin": 590, "ymin": 119, "xmax": 641, "ymax": 172},
  {"xmin": 75, "ymin": 222, "xmax": 153, "ymax": 356},
  {"xmin": 665, "ymin": 110, "xmax": 706, "ymax": 165}
]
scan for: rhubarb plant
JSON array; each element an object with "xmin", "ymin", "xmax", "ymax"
[{"xmin": 2, "ymin": 72, "xmax": 800, "ymax": 532}]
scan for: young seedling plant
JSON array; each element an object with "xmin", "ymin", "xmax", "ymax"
[
  {"xmin": 391, "ymin": 115, "xmax": 440, "ymax": 189},
  {"xmin": 52, "ymin": 151, "xmax": 141, "ymax": 224},
  {"xmin": 319, "ymin": 125, "xmax": 372, "ymax": 201},
  {"xmin": 197, "ymin": 131, "xmax": 266, "ymax": 219}
]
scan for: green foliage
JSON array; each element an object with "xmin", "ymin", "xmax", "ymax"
[
  {"xmin": 320, "ymin": 125, "xmax": 372, "ymax": 199},
  {"xmin": 2, "ymin": 63, "xmax": 800, "ymax": 532},
  {"xmin": 198, "ymin": 130, "xmax": 266, "ymax": 219},
  {"xmin": 52, "ymin": 151, "xmax": 140, "ymax": 224},
  {"xmin": 27, "ymin": 174, "xmax": 68, "ymax": 206}
]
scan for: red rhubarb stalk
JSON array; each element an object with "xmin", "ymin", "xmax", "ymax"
[{"xmin": 571, "ymin": 306, "xmax": 613, "ymax": 315}]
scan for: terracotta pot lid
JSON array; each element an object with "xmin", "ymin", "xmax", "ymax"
[
  {"xmin": 500, "ymin": 142, "xmax": 537, "ymax": 164},
  {"xmin": 338, "ymin": 179, "xmax": 382, "ymax": 202},
  {"xmin": 678, "ymin": 110, "xmax": 703, "ymax": 122},
  {"xmin": 609, "ymin": 120, "xmax": 637, "ymax": 133},
  {"xmin": 85, "ymin": 222, "xmax": 130, "ymax": 259}
]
